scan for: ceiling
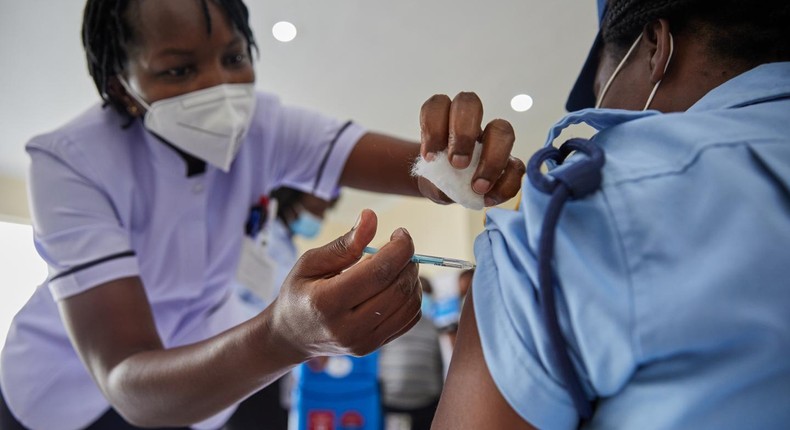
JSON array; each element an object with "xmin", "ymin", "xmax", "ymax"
[{"xmin": 0, "ymin": 0, "xmax": 597, "ymax": 193}]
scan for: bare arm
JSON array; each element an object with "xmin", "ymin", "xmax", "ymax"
[
  {"xmin": 432, "ymin": 293, "xmax": 536, "ymax": 430},
  {"xmin": 339, "ymin": 132, "xmax": 423, "ymax": 196},
  {"xmin": 59, "ymin": 210, "xmax": 421, "ymax": 427},
  {"xmin": 60, "ymin": 275, "xmax": 293, "ymax": 426}
]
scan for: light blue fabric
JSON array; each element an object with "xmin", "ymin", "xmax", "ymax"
[{"xmin": 474, "ymin": 62, "xmax": 790, "ymax": 430}]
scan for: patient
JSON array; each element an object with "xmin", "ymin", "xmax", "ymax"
[{"xmin": 429, "ymin": 0, "xmax": 790, "ymax": 428}]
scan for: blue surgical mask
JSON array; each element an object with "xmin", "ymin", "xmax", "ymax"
[{"xmin": 289, "ymin": 211, "xmax": 322, "ymax": 239}]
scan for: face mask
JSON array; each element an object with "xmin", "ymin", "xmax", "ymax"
[
  {"xmin": 119, "ymin": 77, "xmax": 256, "ymax": 172},
  {"xmin": 595, "ymin": 32, "xmax": 674, "ymax": 111},
  {"xmin": 289, "ymin": 211, "xmax": 323, "ymax": 239}
]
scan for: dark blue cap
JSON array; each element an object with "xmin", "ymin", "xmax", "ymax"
[{"xmin": 565, "ymin": 0, "xmax": 608, "ymax": 111}]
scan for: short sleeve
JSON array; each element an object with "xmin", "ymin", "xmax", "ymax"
[
  {"xmin": 472, "ymin": 183, "xmax": 637, "ymax": 429},
  {"xmin": 265, "ymin": 102, "xmax": 366, "ymax": 201},
  {"xmin": 27, "ymin": 138, "xmax": 139, "ymax": 300}
]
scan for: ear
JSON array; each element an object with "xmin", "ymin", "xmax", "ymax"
[
  {"xmin": 106, "ymin": 75, "xmax": 144, "ymax": 117},
  {"xmin": 644, "ymin": 19, "xmax": 673, "ymax": 85}
]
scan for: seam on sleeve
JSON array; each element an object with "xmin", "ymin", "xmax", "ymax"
[
  {"xmin": 49, "ymin": 250, "xmax": 136, "ymax": 281},
  {"xmin": 312, "ymin": 120, "xmax": 353, "ymax": 192}
]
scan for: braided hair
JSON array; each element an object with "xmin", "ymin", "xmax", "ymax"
[
  {"xmin": 81, "ymin": 0, "xmax": 257, "ymax": 118},
  {"xmin": 602, "ymin": 0, "xmax": 790, "ymax": 65}
]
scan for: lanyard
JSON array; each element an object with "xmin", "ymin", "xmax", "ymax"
[{"xmin": 526, "ymin": 137, "xmax": 606, "ymax": 421}]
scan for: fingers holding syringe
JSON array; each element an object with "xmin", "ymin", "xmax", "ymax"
[
  {"xmin": 378, "ymin": 302, "xmax": 422, "ymax": 348},
  {"xmin": 326, "ymin": 227, "xmax": 417, "ymax": 308},
  {"xmin": 340, "ymin": 262, "xmax": 421, "ymax": 354},
  {"xmin": 351, "ymin": 257, "xmax": 420, "ymax": 325},
  {"xmin": 291, "ymin": 209, "xmax": 378, "ymax": 280}
]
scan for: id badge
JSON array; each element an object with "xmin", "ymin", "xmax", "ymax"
[{"xmin": 236, "ymin": 236, "xmax": 278, "ymax": 304}]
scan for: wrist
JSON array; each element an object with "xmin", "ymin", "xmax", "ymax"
[{"xmin": 253, "ymin": 305, "xmax": 309, "ymax": 368}]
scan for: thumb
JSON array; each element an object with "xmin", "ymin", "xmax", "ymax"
[{"xmin": 294, "ymin": 209, "xmax": 378, "ymax": 278}]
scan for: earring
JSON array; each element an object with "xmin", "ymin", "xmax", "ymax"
[{"xmin": 127, "ymin": 105, "xmax": 139, "ymax": 116}]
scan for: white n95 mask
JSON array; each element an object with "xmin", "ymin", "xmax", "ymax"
[{"xmin": 119, "ymin": 77, "xmax": 257, "ymax": 172}]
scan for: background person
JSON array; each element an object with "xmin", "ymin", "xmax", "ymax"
[
  {"xmin": 235, "ymin": 187, "xmax": 340, "ymax": 315},
  {"xmin": 0, "ymin": 0, "xmax": 523, "ymax": 429},
  {"xmin": 379, "ymin": 276, "xmax": 444, "ymax": 430},
  {"xmin": 427, "ymin": 269, "xmax": 474, "ymax": 377},
  {"xmin": 430, "ymin": 0, "xmax": 790, "ymax": 428}
]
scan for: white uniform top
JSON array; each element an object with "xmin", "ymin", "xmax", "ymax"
[{"xmin": 0, "ymin": 92, "xmax": 365, "ymax": 430}]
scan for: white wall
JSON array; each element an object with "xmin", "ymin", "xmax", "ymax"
[
  {"xmin": 0, "ymin": 221, "xmax": 47, "ymax": 351},
  {"xmin": 0, "ymin": 175, "xmax": 29, "ymax": 224}
]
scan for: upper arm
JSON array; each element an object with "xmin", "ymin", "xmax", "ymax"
[
  {"xmin": 27, "ymin": 141, "xmax": 163, "ymax": 393},
  {"xmin": 432, "ymin": 294, "xmax": 537, "ymax": 430}
]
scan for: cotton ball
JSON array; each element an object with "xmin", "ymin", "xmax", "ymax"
[{"xmin": 412, "ymin": 142, "xmax": 485, "ymax": 210}]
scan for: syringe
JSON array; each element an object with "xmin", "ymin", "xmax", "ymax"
[{"xmin": 362, "ymin": 246, "xmax": 476, "ymax": 270}]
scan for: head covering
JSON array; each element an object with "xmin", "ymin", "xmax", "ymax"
[
  {"xmin": 565, "ymin": 0, "xmax": 608, "ymax": 112},
  {"xmin": 566, "ymin": 0, "xmax": 704, "ymax": 111}
]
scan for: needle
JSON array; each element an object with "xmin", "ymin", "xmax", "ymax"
[{"xmin": 362, "ymin": 246, "xmax": 476, "ymax": 270}]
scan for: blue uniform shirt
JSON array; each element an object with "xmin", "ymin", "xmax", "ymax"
[{"xmin": 474, "ymin": 62, "xmax": 790, "ymax": 429}]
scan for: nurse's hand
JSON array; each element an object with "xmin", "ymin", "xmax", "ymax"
[
  {"xmin": 419, "ymin": 92, "xmax": 525, "ymax": 207},
  {"xmin": 269, "ymin": 209, "xmax": 421, "ymax": 363}
]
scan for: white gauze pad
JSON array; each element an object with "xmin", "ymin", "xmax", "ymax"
[{"xmin": 411, "ymin": 142, "xmax": 484, "ymax": 210}]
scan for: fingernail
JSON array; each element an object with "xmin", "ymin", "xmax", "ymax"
[
  {"xmin": 425, "ymin": 152, "xmax": 436, "ymax": 162},
  {"xmin": 473, "ymin": 178, "xmax": 491, "ymax": 194},
  {"xmin": 391, "ymin": 227, "xmax": 409, "ymax": 240},
  {"xmin": 349, "ymin": 214, "xmax": 362, "ymax": 243},
  {"xmin": 484, "ymin": 197, "xmax": 497, "ymax": 207},
  {"xmin": 352, "ymin": 213, "xmax": 362, "ymax": 230},
  {"xmin": 451, "ymin": 154, "xmax": 470, "ymax": 169}
]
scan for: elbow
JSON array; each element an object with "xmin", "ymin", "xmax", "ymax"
[
  {"xmin": 106, "ymin": 393, "xmax": 195, "ymax": 429},
  {"xmin": 113, "ymin": 410, "xmax": 165, "ymax": 429},
  {"xmin": 102, "ymin": 365, "xmax": 193, "ymax": 428},
  {"xmin": 102, "ymin": 369, "xmax": 158, "ymax": 428}
]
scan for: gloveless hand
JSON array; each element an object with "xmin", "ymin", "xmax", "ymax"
[
  {"xmin": 268, "ymin": 209, "xmax": 422, "ymax": 363},
  {"xmin": 418, "ymin": 92, "xmax": 526, "ymax": 206}
]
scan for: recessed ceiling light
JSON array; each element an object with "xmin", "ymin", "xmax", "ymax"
[
  {"xmin": 272, "ymin": 21, "xmax": 297, "ymax": 42},
  {"xmin": 511, "ymin": 94, "xmax": 534, "ymax": 112}
]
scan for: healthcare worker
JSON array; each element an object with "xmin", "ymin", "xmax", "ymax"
[
  {"xmin": 0, "ymin": 1, "xmax": 524, "ymax": 429},
  {"xmin": 430, "ymin": 0, "xmax": 790, "ymax": 429}
]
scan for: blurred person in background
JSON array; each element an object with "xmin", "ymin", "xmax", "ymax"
[
  {"xmin": 379, "ymin": 276, "xmax": 444, "ymax": 430},
  {"xmin": 229, "ymin": 187, "xmax": 339, "ymax": 430}
]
